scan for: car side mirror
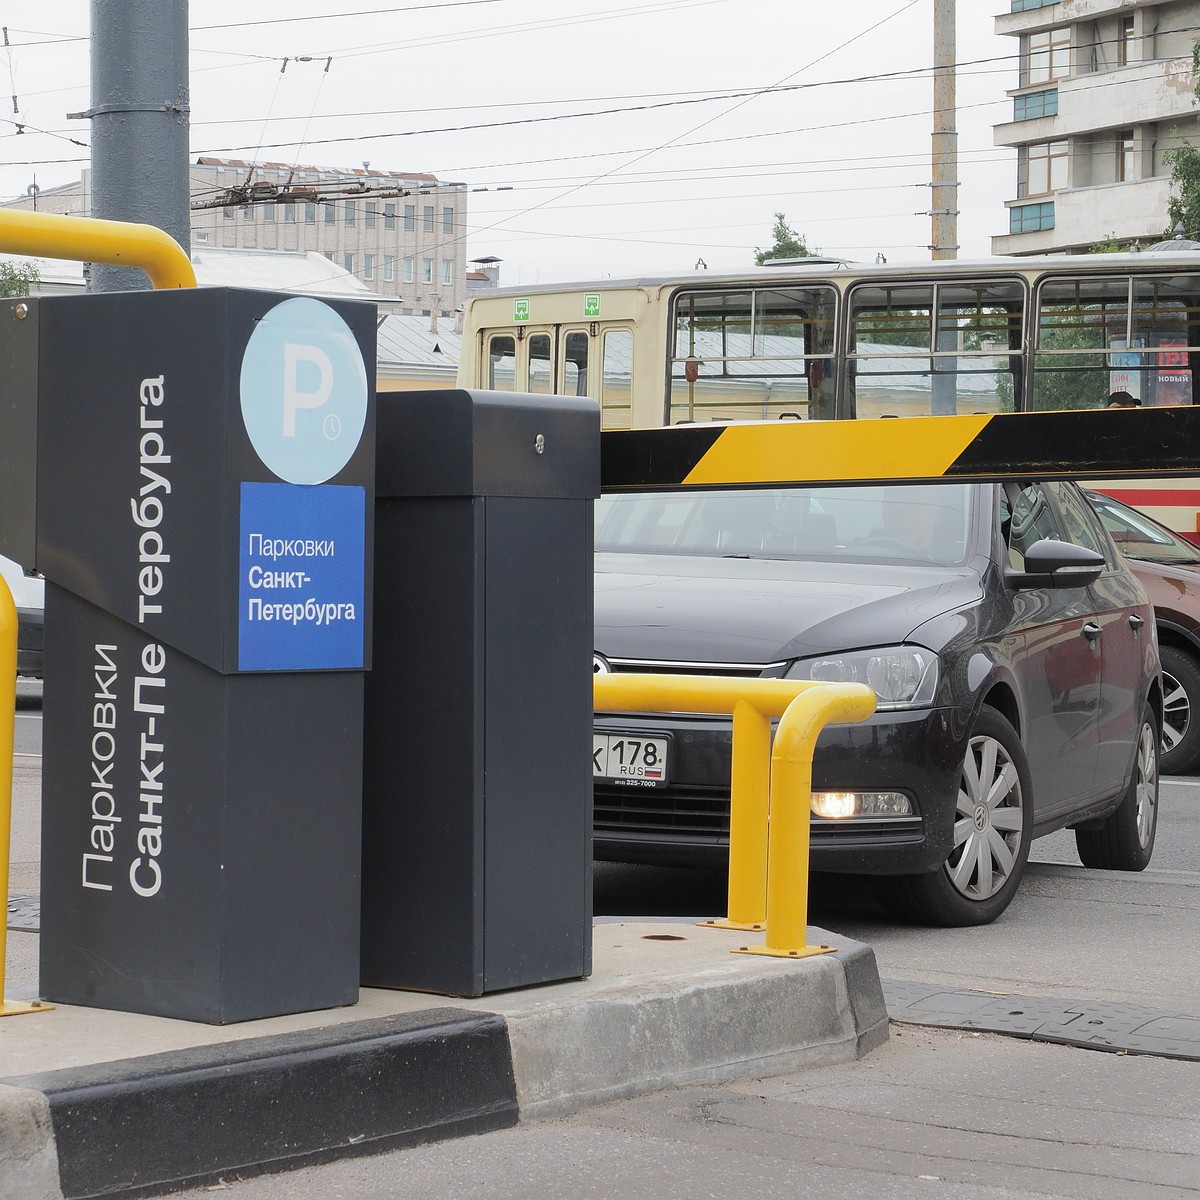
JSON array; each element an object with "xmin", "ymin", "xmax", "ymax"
[{"xmin": 1007, "ymin": 538, "xmax": 1105, "ymax": 590}]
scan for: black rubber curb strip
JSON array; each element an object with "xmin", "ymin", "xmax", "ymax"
[{"xmin": 3, "ymin": 1008, "xmax": 518, "ymax": 1200}]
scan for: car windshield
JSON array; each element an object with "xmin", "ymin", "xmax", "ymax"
[
  {"xmin": 1086, "ymin": 491, "xmax": 1200, "ymax": 567},
  {"xmin": 595, "ymin": 483, "xmax": 976, "ymax": 567}
]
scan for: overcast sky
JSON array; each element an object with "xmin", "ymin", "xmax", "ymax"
[{"xmin": 1, "ymin": 1, "xmax": 1016, "ymax": 284}]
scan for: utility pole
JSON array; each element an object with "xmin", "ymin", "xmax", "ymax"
[
  {"xmin": 84, "ymin": 0, "xmax": 190, "ymax": 292},
  {"xmin": 931, "ymin": 0, "xmax": 958, "ymax": 260}
]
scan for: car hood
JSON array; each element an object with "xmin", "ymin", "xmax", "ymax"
[{"xmin": 595, "ymin": 552, "xmax": 983, "ymax": 666}]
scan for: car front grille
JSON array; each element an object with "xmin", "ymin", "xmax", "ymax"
[
  {"xmin": 596, "ymin": 655, "xmax": 788, "ymax": 679},
  {"xmin": 595, "ymin": 782, "xmax": 730, "ymax": 840}
]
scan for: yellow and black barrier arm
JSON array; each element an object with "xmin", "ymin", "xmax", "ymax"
[{"xmin": 602, "ymin": 406, "xmax": 1200, "ymax": 490}]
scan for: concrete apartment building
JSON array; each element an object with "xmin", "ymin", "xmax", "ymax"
[
  {"xmin": 993, "ymin": 0, "xmax": 1200, "ymax": 255},
  {"xmin": 6, "ymin": 158, "xmax": 469, "ymax": 314}
]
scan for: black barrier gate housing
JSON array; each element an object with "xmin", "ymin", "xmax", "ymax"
[{"xmin": 361, "ymin": 389, "xmax": 598, "ymax": 996}]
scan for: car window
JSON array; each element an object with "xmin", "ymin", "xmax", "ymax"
[
  {"xmin": 1002, "ymin": 483, "xmax": 1061, "ymax": 570},
  {"xmin": 1086, "ymin": 491, "xmax": 1200, "ymax": 566},
  {"xmin": 595, "ymin": 484, "xmax": 975, "ymax": 566},
  {"xmin": 1049, "ymin": 483, "xmax": 1115, "ymax": 567}
]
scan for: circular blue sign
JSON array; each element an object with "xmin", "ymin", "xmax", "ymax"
[{"xmin": 240, "ymin": 297, "xmax": 368, "ymax": 485}]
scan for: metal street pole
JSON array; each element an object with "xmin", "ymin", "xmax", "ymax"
[{"xmin": 86, "ymin": 0, "xmax": 190, "ymax": 292}]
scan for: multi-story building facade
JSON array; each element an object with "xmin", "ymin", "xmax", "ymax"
[
  {"xmin": 5, "ymin": 158, "xmax": 469, "ymax": 314},
  {"xmin": 993, "ymin": 0, "xmax": 1200, "ymax": 255}
]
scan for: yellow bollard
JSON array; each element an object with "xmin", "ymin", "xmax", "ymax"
[
  {"xmin": 0, "ymin": 574, "xmax": 51, "ymax": 1015},
  {"xmin": 0, "ymin": 209, "xmax": 196, "ymax": 290},
  {"xmin": 593, "ymin": 674, "xmax": 872, "ymax": 933},
  {"xmin": 733, "ymin": 683, "xmax": 876, "ymax": 960}
]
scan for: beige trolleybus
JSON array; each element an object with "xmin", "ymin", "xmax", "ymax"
[{"xmin": 457, "ymin": 251, "xmax": 1200, "ymax": 536}]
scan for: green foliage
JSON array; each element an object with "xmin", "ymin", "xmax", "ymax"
[
  {"xmin": 754, "ymin": 213, "xmax": 818, "ymax": 265},
  {"xmin": 1163, "ymin": 41, "xmax": 1200, "ymax": 240},
  {"xmin": 0, "ymin": 261, "xmax": 39, "ymax": 297},
  {"xmin": 1089, "ymin": 231, "xmax": 1139, "ymax": 254}
]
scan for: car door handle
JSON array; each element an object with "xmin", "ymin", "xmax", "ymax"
[
  {"xmin": 1128, "ymin": 614, "xmax": 1145, "ymax": 632},
  {"xmin": 1082, "ymin": 623, "xmax": 1102, "ymax": 642}
]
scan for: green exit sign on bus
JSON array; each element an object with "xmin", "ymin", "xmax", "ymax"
[
  {"xmin": 584, "ymin": 294, "xmax": 601, "ymax": 318},
  {"xmin": 514, "ymin": 298, "xmax": 530, "ymax": 321}
]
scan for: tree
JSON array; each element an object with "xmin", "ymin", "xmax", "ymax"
[
  {"xmin": 0, "ymin": 261, "xmax": 40, "ymax": 297},
  {"xmin": 1163, "ymin": 40, "xmax": 1200, "ymax": 238},
  {"xmin": 754, "ymin": 213, "xmax": 818, "ymax": 265}
]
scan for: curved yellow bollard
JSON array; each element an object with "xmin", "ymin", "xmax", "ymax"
[
  {"xmin": 733, "ymin": 682, "xmax": 877, "ymax": 960},
  {"xmin": 593, "ymin": 674, "xmax": 875, "ymax": 936},
  {"xmin": 0, "ymin": 575, "xmax": 50, "ymax": 1015},
  {"xmin": 0, "ymin": 208, "xmax": 196, "ymax": 290}
]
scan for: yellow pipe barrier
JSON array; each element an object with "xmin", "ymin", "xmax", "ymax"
[
  {"xmin": 593, "ymin": 674, "xmax": 875, "ymax": 946},
  {"xmin": 0, "ymin": 575, "xmax": 49, "ymax": 1015},
  {"xmin": 732, "ymin": 683, "xmax": 878, "ymax": 960},
  {"xmin": 0, "ymin": 208, "xmax": 196, "ymax": 290}
]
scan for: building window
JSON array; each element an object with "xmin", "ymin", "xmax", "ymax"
[
  {"xmin": 402, "ymin": 256, "xmax": 415, "ymax": 283},
  {"xmin": 282, "ymin": 202, "xmax": 296, "ymax": 223},
  {"xmin": 344, "ymin": 253, "xmax": 355, "ymax": 273},
  {"xmin": 1117, "ymin": 16, "xmax": 1135, "ymax": 67},
  {"xmin": 442, "ymin": 206, "xmax": 454, "ymax": 234},
  {"xmin": 324, "ymin": 202, "xmax": 336, "ymax": 224},
  {"xmin": 223, "ymin": 205, "xmax": 235, "ymax": 220},
  {"xmin": 263, "ymin": 204, "xmax": 275, "ymax": 223},
  {"xmin": 384, "ymin": 202, "xmax": 396, "ymax": 230},
  {"xmin": 383, "ymin": 255, "xmax": 394, "ymax": 281},
  {"xmin": 441, "ymin": 258, "xmax": 453, "ymax": 285},
  {"xmin": 345, "ymin": 201, "xmax": 356, "ymax": 225},
  {"xmin": 1011, "ymin": 0, "xmax": 1056, "ymax": 10},
  {"xmin": 422, "ymin": 257, "xmax": 433, "ymax": 283},
  {"xmin": 1013, "ymin": 89, "xmax": 1058, "ymax": 121},
  {"xmin": 305, "ymin": 202, "xmax": 317, "ymax": 224},
  {"xmin": 363, "ymin": 253, "xmax": 375, "ymax": 280},
  {"xmin": 404, "ymin": 204, "xmax": 415, "ymax": 231},
  {"xmin": 423, "ymin": 206, "xmax": 434, "ymax": 232},
  {"xmin": 1009, "ymin": 202, "xmax": 1055, "ymax": 234},
  {"xmin": 1027, "ymin": 27, "xmax": 1069, "ymax": 85},
  {"xmin": 1117, "ymin": 129, "xmax": 1135, "ymax": 182},
  {"xmin": 365, "ymin": 202, "xmax": 376, "ymax": 229},
  {"xmin": 1025, "ymin": 140, "xmax": 1068, "ymax": 196},
  {"xmin": 241, "ymin": 205, "xmax": 254, "ymax": 221}
]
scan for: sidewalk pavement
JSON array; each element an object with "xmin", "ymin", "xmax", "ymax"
[{"xmin": 2, "ymin": 916, "xmax": 886, "ymax": 1200}]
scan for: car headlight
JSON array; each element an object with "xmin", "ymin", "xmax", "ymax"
[{"xmin": 787, "ymin": 644, "xmax": 938, "ymax": 709}]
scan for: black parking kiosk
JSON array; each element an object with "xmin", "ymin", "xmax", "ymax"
[
  {"xmin": 362, "ymin": 389, "xmax": 598, "ymax": 997},
  {"xmin": 14, "ymin": 289, "xmax": 375, "ymax": 1023}
]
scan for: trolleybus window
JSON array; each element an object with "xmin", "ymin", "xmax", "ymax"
[
  {"xmin": 528, "ymin": 333, "xmax": 553, "ymax": 394},
  {"xmin": 668, "ymin": 285, "xmax": 834, "ymax": 424},
  {"xmin": 847, "ymin": 279, "xmax": 1022, "ymax": 418},
  {"xmin": 601, "ymin": 329, "xmax": 633, "ymax": 428},
  {"xmin": 488, "ymin": 334, "xmax": 516, "ymax": 391}
]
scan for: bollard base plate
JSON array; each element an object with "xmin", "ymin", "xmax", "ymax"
[
  {"xmin": 0, "ymin": 999, "xmax": 54, "ymax": 1017},
  {"xmin": 731, "ymin": 943, "xmax": 837, "ymax": 960},
  {"xmin": 697, "ymin": 918, "xmax": 765, "ymax": 932}
]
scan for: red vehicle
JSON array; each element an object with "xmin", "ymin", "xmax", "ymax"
[{"xmin": 1087, "ymin": 490, "xmax": 1200, "ymax": 774}]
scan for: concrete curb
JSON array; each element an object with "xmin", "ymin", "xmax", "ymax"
[{"xmin": 0, "ymin": 928, "xmax": 888, "ymax": 1198}]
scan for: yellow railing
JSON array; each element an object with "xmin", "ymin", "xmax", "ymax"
[
  {"xmin": 594, "ymin": 674, "xmax": 875, "ymax": 958},
  {"xmin": 0, "ymin": 209, "xmax": 196, "ymax": 290},
  {"xmin": 1, "ymin": 575, "xmax": 46, "ymax": 1015}
]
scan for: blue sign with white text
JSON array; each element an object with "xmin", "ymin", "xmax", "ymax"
[{"xmin": 238, "ymin": 482, "xmax": 365, "ymax": 671}]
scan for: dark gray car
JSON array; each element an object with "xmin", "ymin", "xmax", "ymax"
[{"xmin": 593, "ymin": 480, "xmax": 1162, "ymax": 926}]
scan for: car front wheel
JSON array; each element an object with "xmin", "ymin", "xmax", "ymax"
[
  {"xmin": 880, "ymin": 707, "xmax": 1033, "ymax": 927},
  {"xmin": 1075, "ymin": 707, "xmax": 1159, "ymax": 871},
  {"xmin": 1160, "ymin": 645, "xmax": 1200, "ymax": 775}
]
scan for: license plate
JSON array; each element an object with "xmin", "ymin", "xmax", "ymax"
[{"xmin": 593, "ymin": 732, "xmax": 669, "ymax": 786}]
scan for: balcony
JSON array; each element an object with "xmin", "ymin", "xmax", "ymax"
[
  {"xmin": 997, "ymin": 1, "xmax": 1151, "ymax": 35},
  {"xmin": 995, "ymin": 59, "xmax": 1195, "ymax": 147},
  {"xmin": 991, "ymin": 177, "xmax": 1173, "ymax": 255}
]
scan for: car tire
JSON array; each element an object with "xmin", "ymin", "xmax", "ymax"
[
  {"xmin": 1159, "ymin": 645, "xmax": 1200, "ymax": 775},
  {"xmin": 1075, "ymin": 707, "xmax": 1159, "ymax": 872},
  {"xmin": 880, "ymin": 707, "xmax": 1033, "ymax": 927}
]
